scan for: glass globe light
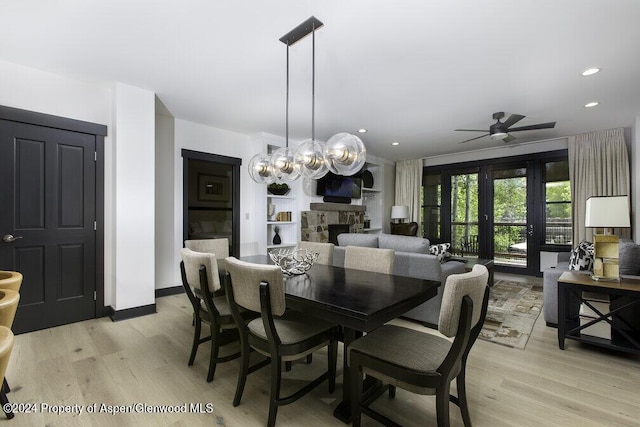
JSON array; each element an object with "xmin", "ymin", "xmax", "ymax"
[
  {"xmin": 294, "ymin": 139, "xmax": 329, "ymax": 179},
  {"xmin": 248, "ymin": 152, "xmax": 274, "ymax": 184},
  {"xmin": 270, "ymin": 146, "xmax": 301, "ymax": 182},
  {"xmin": 325, "ymin": 132, "xmax": 367, "ymax": 175}
]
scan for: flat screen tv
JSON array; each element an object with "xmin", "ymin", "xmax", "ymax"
[{"xmin": 316, "ymin": 173, "xmax": 362, "ymax": 199}]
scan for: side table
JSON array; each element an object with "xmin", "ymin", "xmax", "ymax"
[{"xmin": 557, "ymin": 271, "xmax": 640, "ymax": 354}]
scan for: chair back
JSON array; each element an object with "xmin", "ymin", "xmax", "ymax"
[
  {"xmin": 0, "ymin": 290, "xmax": 19, "ymax": 329},
  {"xmin": 0, "ymin": 271, "xmax": 22, "ymax": 293},
  {"xmin": 181, "ymin": 248, "xmax": 221, "ymax": 293},
  {"xmin": 185, "ymin": 238, "xmax": 230, "ymax": 259},
  {"xmin": 0, "ymin": 326, "xmax": 13, "ymax": 386},
  {"xmin": 225, "ymin": 257, "xmax": 286, "ymax": 316},
  {"xmin": 297, "ymin": 241, "xmax": 334, "ymax": 265},
  {"xmin": 345, "ymin": 246, "xmax": 394, "ymax": 274},
  {"xmin": 438, "ymin": 264, "xmax": 488, "ymax": 338},
  {"xmin": 389, "ymin": 222, "xmax": 419, "ymax": 236}
]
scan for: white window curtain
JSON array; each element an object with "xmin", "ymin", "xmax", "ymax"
[
  {"xmin": 395, "ymin": 159, "xmax": 423, "ymax": 224},
  {"xmin": 568, "ymin": 128, "xmax": 630, "ymax": 245}
]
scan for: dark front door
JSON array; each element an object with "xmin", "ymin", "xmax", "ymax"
[{"xmin": 0, "ymin": 119, "xmax": 97, "ymax": 333}]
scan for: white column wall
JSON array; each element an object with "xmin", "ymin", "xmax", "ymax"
[
  {"xmin": 112, "ymin": 83, "xmax": 156, "ymax": 310},
  {"xmin": 632, "ymin": 117, "xmax": 639, "ymax": 241}
]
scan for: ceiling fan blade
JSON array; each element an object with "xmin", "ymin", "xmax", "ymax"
[
  {"xmin": 455, "ymin": 129, "xmax": 487, "ymax": 132},
  {"xmin": 508, "ymin": 122, "xmax": 556, "ymax": 132},
  {"xmin": 502, "ymin": 134, "xmax": 517, "ymax": 143},
  {"xmin": 459, "ymin": 134, "xmax": 489, "ymax": 143},
  {"xmin": 502, "ymin": 114, "xmax": 525, "ymax": 128}
]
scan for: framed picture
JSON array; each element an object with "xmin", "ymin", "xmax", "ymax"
[{"xmin": 198, "ymin": 174, "xmax": 230, "ymax": 202}]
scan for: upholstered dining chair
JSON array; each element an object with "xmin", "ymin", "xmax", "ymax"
[
  {"xmin": 390, "ymin": 221, "xmax": 419, "ymax": 236},
  {"xmin": 224, "ymin": 257, "xmax": 339, "ymax": 427},
  {"xmin": 185, "ymin": 238, "xmax": 230, "ymax": 259},
  {"xmin": 0, "ymin": 290, "xmax": 19, "ymax": 420},
  {"xmin": 349, "ymin": 264, "xmax": 490, "ymax": 427},
  {"xmin": 0, "ymin": 271, "xmax": 22, "ymax": 293},
  {"xmin": 0, "ymin": 326, "xmax": 14, "ymax": 419},
  {"xmin": 180, "ymin": 248, "xmax": 247, "ymax": 382},
  {"xmin": 297, "ymin": 241, "xmax": 335, "ymax": 265},
  {"xmin": 344, "ymin": 246, "xmax": 395, "ymax": 274}
]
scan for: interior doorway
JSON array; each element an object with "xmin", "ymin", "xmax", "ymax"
[{"xmin": 181, "ymin": 150, "xmax": 241, "ymax": 256}]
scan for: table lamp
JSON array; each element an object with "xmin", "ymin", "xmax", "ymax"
[
  {"xmin": 585, "ymin": 195, "xmax": 630, "ymax": 281},
  {"xmin": 391, "ymin": 205, "xmax": 409, "ymax": 224}
]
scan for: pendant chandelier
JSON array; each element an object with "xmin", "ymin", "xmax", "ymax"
[{"xmin": 248, "ymin": 16, "xmax": 366, "ymax": 184}]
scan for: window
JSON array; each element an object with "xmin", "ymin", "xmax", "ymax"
[
  {"xmin": 543, "ymin": 160, "xmax": 572, "ymax": 246},
  {"xmin": 422, "ymin": 171, "xmax": 441, "ymax": 240}
]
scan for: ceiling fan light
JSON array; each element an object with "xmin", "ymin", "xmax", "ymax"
[
  {"xmin": 248, "ymin": 152, "xmax": 275, "ymax": 184},
  {"xmin": 325, "ymin": 132, "xmax": 367, "ymax": 175},
  {"xmin": 295, "ymin": 139, "xmax": 329, "ymax": 179},
  {"xmin": 490, "ymin": 132, "xmax": 507, "ymax": 140}
]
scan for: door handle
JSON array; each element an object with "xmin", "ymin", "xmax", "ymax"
[{"xmin": 2, "ymin": 234, "xmax": 23, "ymax": 243}]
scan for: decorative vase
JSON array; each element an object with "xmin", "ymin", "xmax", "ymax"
[{"xmin": 273, "ymin": 230, "xmax": 282, "ymax": 245}]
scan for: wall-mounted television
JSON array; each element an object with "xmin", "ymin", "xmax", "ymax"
[{"xmin": 316, "ymin": 173, "xmax": 362, "ymax": 199}]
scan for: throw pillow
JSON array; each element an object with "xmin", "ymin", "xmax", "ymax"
[
  {"xmin": 429, "ymin": 243, "xmax": 452, "ymax": 263},
  {"xmin": 568, "ymin": 240, "xmax": 594, "ymax": 271}
]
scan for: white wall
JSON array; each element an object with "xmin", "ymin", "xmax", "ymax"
[
  {"xmin": 112, "ymin": 83, "xmax": 156, "ymax": 310},
  {"xmin": 632, "ymin": 117, "xmax": 639, "ymax": 242}
]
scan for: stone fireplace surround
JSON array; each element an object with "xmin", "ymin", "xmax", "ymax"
[{"xmin": 300, "ymin": 202, "xmax": 365, "ymax": 243}]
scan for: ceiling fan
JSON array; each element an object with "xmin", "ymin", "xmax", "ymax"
[{"xmin": 456, "ymin": 112, "xmax": 556, "ymax": 143}]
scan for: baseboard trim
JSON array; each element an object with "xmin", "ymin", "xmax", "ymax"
[
  {"xmin": 156, "ymin": 286, "xmax": 184, "ymax": 298},
  {"xmin": 110, "ymin": 304, "xmax": 156, "ymax": 322}
]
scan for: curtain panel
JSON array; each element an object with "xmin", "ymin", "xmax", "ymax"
[
  {"xmin": 395, "ymin": 159, "xmax": 423, "ymax": 223},
  {"xmin": 568, "ymin": 128, "xmax": 630, "ymax": 244}
]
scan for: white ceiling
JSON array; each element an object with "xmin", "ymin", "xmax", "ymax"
[{"xmin": 2, "ymin": 0, "xmax": 640, "ymax": 161}]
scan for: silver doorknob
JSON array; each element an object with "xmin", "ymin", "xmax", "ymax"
[{"xmin": 2, "ymin": 234, "xmax": 23, "ymax": 243}]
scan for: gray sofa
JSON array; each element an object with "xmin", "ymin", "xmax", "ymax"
[
  {"xmin": 543, "ymin": 238, "xmax": 640, "ymax": 326},
  {"xmin": 333, "ymin": 233, "xmax": 466, "ymax": 327}
]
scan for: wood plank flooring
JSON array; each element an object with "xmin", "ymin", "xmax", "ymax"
[{"xmin": 6, "ymin": 274, "xmax": 640, "ymax": 426}]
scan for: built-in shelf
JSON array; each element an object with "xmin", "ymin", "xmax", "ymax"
[
  {"xmin": 267, "ymin": 221, "xmax": 297, "ymax": 225},
  {"xmin": 267, "ymin": 243, "xmax": 296, "ymax": 250}
]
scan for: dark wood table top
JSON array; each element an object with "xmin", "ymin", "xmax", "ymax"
[{"xmin": 239, "ymin": 255, "xmax": 440, "ymax": 332}]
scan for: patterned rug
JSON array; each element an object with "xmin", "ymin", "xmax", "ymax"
[{"xmin": 479, "ymin": 280, "xmax": 543, "ymax": 350}]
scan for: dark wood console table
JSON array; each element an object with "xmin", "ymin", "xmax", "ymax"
[{"xmin": 557, "ymin": 271, "xmax": 640, "ymax": 354}]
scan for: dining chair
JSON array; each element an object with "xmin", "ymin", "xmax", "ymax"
[
  {"xmin": 344, "ymin": 246, "xmax": 395, "ymax": 274},
  {"xmin": 180, "ymin": 248, "xmax": 246, "ymax": 382},
  {"xmin": 224, "ymin": 256, "xmax": 339, "ymax": 427},
  {"xmin": 0, "ymin": 289, "xmax": 18, "ymax": 421},
  {"xmin": 349, "ymin": 264, "xmax": 490, "ymax": 427},
  {"xmin": 185, "ymin": 238, "xmax": 230, "ymax": 259},
  {"xmin": 0, "ymin": 271, "xmax": 22, "ymax": 293},
  {"xmin": 297, "ymin": 241, "xmax": 335, "ymax": 265},
  {"xmin": 0, "ymin": 326, "xmax": 14, "ymax": 419}
]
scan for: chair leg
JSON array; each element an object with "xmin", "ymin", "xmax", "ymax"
[
  {"xmin": 436, "ymin": 382, "xmax": 451, "ymax": 427},
  {"xmin": 456, "ymin": 366, "xmax": 472, "ymax": 427},
  {"xmin": 2, "ymin": 378, "xmax": 9, "ymax": 394},
  {"xmin": 388, "ymin": 385, "xmax": 396, "ymax": 398},
  {"xmin": 350, "ymin": 358, "xmax": 363, "ymax": 427},
  {"xmin": 233, "ymin": 340, "xmax": 251, "ymax": 407},
  {"xmin": 206, "ymin": 326, "xmax": 220, "ymax": 382},
  {"xmin": 267, "ymin": 356, "xmax": 282, "ymax": 427},
  {"xmin": 0, "ymin": 389, "xmax": 13, "ymax": 419},
  {"xmin": 188, "ymin": 315, "xmax": 201, "ymax": 366},
  {"xmin": 285, "ymin": 361, "xmax": 292, "ymax": 372},
  {"xmin": 306, "ymin": 354, "xmax": 313, "ymax": 364}
]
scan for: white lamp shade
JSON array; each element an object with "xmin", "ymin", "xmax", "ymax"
[
  {"xmin": 585, "ymin": 196, "xmax": 630, "ymax": 228},
  {"xmin": 391, "ymin": 205, "xmax": 410, "ymax": 220}
]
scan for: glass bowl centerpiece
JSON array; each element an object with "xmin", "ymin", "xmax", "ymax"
[{"xmin": 269, "ymin": 248, "xmax": 319, "ymax": 276}]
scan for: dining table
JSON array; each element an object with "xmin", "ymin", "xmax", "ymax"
[{"xmin": 239, "ymin": 255, "xmax": 440, "ymax": 423}]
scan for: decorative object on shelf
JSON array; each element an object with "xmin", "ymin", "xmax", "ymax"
[
  {"xmin": 391, "ymin": 205, "xmax": 410, "ymax": 223},
  {"xmin": 272, "ymin": 226, "xmax": 282, "ymax": 245},
  {"xmin": 269, "ymin": 248, "xmax": 319, "ymax": 276},
  {"xmin": 585, "ymin": 195, "xmax": 630, "ymax": 282},
  {"xmin": 267, "ymin": 183, "xmax": 290, "ymax": 195},
  {"xmin": 248, "ymin": 16, "xmax": 366, "ymax": 184},
  {"xmin": 267, "ymin": 203, "xmax": 275, "ymax": 221},
  {"xmin": 361, "ymin": 169, "xmax": 374, "ymax": 188}
]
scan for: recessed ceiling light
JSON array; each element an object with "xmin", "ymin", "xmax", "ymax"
[
  {"xmin": 358, "ymin": 128, "xmax": 367, "ymax": 133},
  {"xmin": 581, "ymin": 67, "xmax": 601, "ymax": 76},
  {"xmin": 585, "ymin": 101, "xmax": 599, "ymax": 108},
  {"xmin": 391, "ymin": 141, "xmax": 399, "ymax": 146}
]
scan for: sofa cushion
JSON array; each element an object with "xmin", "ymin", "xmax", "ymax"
[
  {"xmin": 619, "ymin": 238, "xmax": 640, "ymax": 276},
  {"xmin": 378, "ymin": 233, "xmax": 430, "ymax": 254},
  {"xmin": 337, "ymin": 233, "xmax": 378, "ymax": 248},
  {"xmin": 568, "ymin": 240, "xmax": 594, "ymax": 271}
]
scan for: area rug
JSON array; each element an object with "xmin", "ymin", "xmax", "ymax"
[{"xmin": 479, "ymin": 280, "xmax": 543, "ymax": 350}]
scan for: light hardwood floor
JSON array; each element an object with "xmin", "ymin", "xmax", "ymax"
[{"xmin": 6, "ymin": 274, "xmax": 640, "ymax": 426}]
